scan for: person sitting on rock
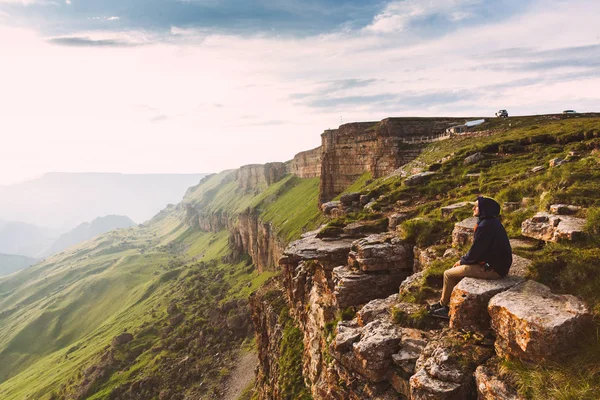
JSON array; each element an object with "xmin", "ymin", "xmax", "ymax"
[{"xmin": 430, "ymin": 196, "xmax": 512, "ymax": 319}]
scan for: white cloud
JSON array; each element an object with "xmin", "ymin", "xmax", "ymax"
[
  {"xmin": 364, "ymin": 0, "xmax": 480, "ymax": 33},
  {"xmin": 107, "ymin": 16, "xmax": 119, "ymax": 21},
  {"xmin": 0, "ymin": 0, "xmax": 599, "ymax": 184},
  {"xmin": 65, "ymin": 0, "xmax": 71, "ymax": 4}
]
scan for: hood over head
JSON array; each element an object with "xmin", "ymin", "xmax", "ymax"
[{"xmin": 477, "ymin": 196, "xmax": 501, "ymax": 219}]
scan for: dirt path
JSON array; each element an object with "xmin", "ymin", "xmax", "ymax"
[{"xmin": 222, "ymin": 350, "xmax": 258, "ymax": 400}]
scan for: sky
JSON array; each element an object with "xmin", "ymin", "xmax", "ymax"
[{"xmin": 0, "ymin": 0, "xmax": 599, "ymax": 185}]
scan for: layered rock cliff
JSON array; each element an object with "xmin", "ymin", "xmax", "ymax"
[{"xmin": 319, "ymin": 117, "xmax": 472, "ymax": 202}]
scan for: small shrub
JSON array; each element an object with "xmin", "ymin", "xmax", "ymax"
[
  {"xmin": 584, "ymin": 208, "xmax": 600, "ymax": 237},
  {"xmin": 391, "ymin": 306, "xmax": 431, "ymax": 329},
  {"xmin": 400, "ymin": 218, "xmax": 453, "ymax": 247}
]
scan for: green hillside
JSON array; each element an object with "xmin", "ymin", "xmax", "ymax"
[{"xmin": 0, "ymin": 173, "xmax": 322, "ymax": 399}]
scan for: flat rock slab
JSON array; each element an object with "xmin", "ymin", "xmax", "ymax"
[
  {"xmin": 357, "ymin": 294, "xmax": 398, "ymax": 327},
  {"xmin": 441, "ymin": 202, "xmax": 471, "ymax": 218},
  {"xmin": 449, "ymin": 276, "xmax": 524, "ymax": 332},
  {"xmin": 348, "ymin": 233, "xmax": 413, "ymax": 272},
  {"xmin": 521, "ymin": 212, "xmax": 586, "ymax": 242},
  {"xmin": 279, "ymin": 231, "xmax": 354, "ymax": 269},
  {"xmin": 488, "ymin": 280, "xmax": 591, "ymax": 361},
  {"xmin": 507, "ymin": 254, "xmax": 532, "ymax": 278},
  {"xmin": 343, "ymin": 219, "xmax": 388, "ymax": 238},
  {"xmin": 475, "ymin": 358, "xmax": 523, "ymax": 400},
  {"xmin": 509, "ymin": 238, "xmax": 538, "ymax": 250},
  {"xmin": 452, "ymin": 217, "xmax": 478, "ymax": 247},
  {"xmin": 549, "ymin": 204, "xmax": 582, "ymax": 215},
  {"xmin": 333, "ymin": 266, "xmax": 410, "ymax": 309},
  {"xmin": 405, "ymin": 171, "xmax": 435, "ymax": 186}
]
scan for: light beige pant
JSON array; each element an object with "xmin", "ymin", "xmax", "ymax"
[{"xmin": 440, "ymin": 264, "xmax": 501, "ymax": 306}]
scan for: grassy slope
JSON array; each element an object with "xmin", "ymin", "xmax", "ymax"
[{"xmin": 0, "ymin": 171, "xmax": 322, "ymax": 399}]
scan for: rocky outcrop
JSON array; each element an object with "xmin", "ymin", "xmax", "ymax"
[
  {"xmin": 404, "ymin": 171, "xmax": 435, "ymax": 186},
  {"xmin": 236, "ymin": 162, "xmax": 287, "ymax": 192},
  {"xmin": 475, "ymin": 358, "xmax": 523, "ymax": 400},
  {"xmin": 452, "ymin": 217, "xmax": 478, "ymax": 247},
  {"xmin": 521, "ymin": 212, "xmax": 586, "ymax": 242},
  {"xmin": 488, "ymin": 280, "xmax": 591, "ymax": 361},
  {"xmin": 348, "ymin": 233, "xmax": 412, "ymax": 272},
  {"xmin": 549, "ymin": 204, "xmax": 582, "ymax": 215},
  {"xmin": 319, "ymin": 117, "xmax": 473, "ymax": 203},
  {"xmin": 286, "ymin": 146, "xmax": 322, "ymax": 178},
  {"xmin": 229, "ymin": 211, "xmax": 284, "ymax": 272},
  {"xmin": 449, "ymin": 276, "xmax": 524, "ymax": 332},
  {"xmin": 410, "ymin": 331, "xmax": 494, "ymax": 399}
]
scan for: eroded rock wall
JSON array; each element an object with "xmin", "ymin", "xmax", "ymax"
[
  {"xmin": 319, "ymin": 117, "xmax": 471, "ymax": 202},
  {"xmin": 287, "ymin": 146, "xmax": 322, "ymax": 178},
  {"xmin": 236, "ymin": 162, "xmax": 288, "ymax": 193}
]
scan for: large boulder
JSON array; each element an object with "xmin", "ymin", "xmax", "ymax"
[
  {"xmin": 475, "ymin": 358, "xmax": 523, "ymax": 400},
  {"xmin": 488, "ymin": 280, "xmax": 592, "ymax": 361},
  {"xmin": 410, "ymin": 332, "xmax": 494, "ymax": 400},
  {"xmin": 343, "ymin": 219, "xmax": 388, "ymax": 238},
  {"xmin": 452, "ymin": 217, "xmax": 478, "ymax": 247},
  {"xmin": 449, "ymin": 276, "xmax": 524, "ymax": 332},
  {"xmin": 549, "ymin": 204, "xmax": 581, "ymax": 215},
  {"xmin": 279, "ymin": 230, "xmax": 355, "ymax": 270},
  {"xmin": 507, "ymin": 254, "xmax": 532, "ymax": 278},
  {"xmin": 333, "ymin": 266, "xmax": 409, "ymax": 308},
  {"xmin": 340, "ymin": 192, "xmax": 361, "ymax": 206},
  {"xmin": 521, "ymin": 212, "xmax": 586, "ymax": 242},
  {"xmin": 348, "ymin": 233, "xmax": 413, "ymax": 272},
  {"xmin": 388, "ymin": 212, "xmax": 411, "ymax": 230},
  {"xmin": 357, "ymin": 294, "xmax": 398, "ymax": 327}
]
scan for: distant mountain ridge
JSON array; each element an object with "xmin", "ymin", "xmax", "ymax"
[
  {"xmin": 0, "ymin": 254, "xmax": 38, "ymax": 277},
  {"xmin": 0, "ymin": 220, "xmax": 57, "ymax": 258},
  {"xmin": 0, "ymin": 172, "xmax": 207, "ymax": 230},
  {"xmin": 43, "ymin": 215, "xmax": 136, "ymax": 257}
]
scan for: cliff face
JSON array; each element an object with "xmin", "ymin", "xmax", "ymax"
[
  {"xmin": 286, "ymin": 146, "xmax": 322, "ymax": 178},
  {"xmin": 319, "ymin": 117, "xmax": 472, "ymax": 202},
  {"xmin": 236, "ymin": 162, "xmax": 288, "ymax": 192}
]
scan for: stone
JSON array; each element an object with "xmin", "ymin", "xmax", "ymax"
[
  {"xmin": 466, "ymin": 173, "xmax": 481, "ymax": 178},
  {"xmin": 388, "ymin": 213, "xmax": 411, "ymax": 230},
  {"xmin": 475, "ymin": 358, "xmax": 523, "ymax": 400},
  {"xmin": 360, "ymin": 194, "xmax": 370, "ymax": 206},
  {"xmin": 321, "ymin": 201, "xmax": 342, "ymax": 216},
  {"xmin": 521, "ymin": 212, "xmax": 586, "ymax": 242},
  {"xmin": 449, "ymin": 276, "xmax": 524, "ymax": 332},
  {"xmin": 549, "ymin": 157, "xmax": 566, "ymax": 167},
  {"xmin": 340, "ymin": 319, "xmax": 404, "ymax": 382},
  {"xmin": 333, "ymin": 266, "xmax": 410, "ymax": 309},
  {"xmin": 279, "ymin": 230, "xmax": 355, "ymax": 270},
  {"xmin": 391, "ymin": 328, "xmax": 430, "ymax": 375},
  {"xmin": 348, "ymin": 233, "xmax": 413, "ymax": 272},
  {"xmin": 357, "ymin": 294, "xmax": 398, "ymax": 327},
  {"xmin": 507, "ymin": 254, "xmax": 532, "ymax": 278},
  {"xmin": 404, "ymin": 171, "xmax": 435, "ymax": 186},
  {"xmin": 464, "ymin": 152, "xmax": 486, "ymax": 165},
  {"xmin": 112, "ymin": 333, "xmax": 134, "ymax": 347},
  {"xmin": 413, "ymin": 246, "xmax": 439, "ymax": 272},
  {"xmin": 549, "ymin": 204, "xmax": 582, "ymax": 215},
  {"xmin": 343, "ymin": 219, "xmax": 388, "ymax": 238},
  {"xmin": 488, "ymin": 280, "xmax": 592, "ymax": 361},
  {"xmin": 503, "ymin": 202, "xmax": 522, "ymax": 212},
  {"xmin": 340, "ymin": 192, "xmax": 361, "ymax": 206},
  {"xmin": 530, "ymin": 166, "xmax": 545, "ymax": 173},
  {"xmin": 410, "ymin": 332, "xmax": 494, "ymax": 400},
  {"xmin": 509, "ymin": 238, "xmax": 538, "ymax": 250},
  {"xmin": 443, "ymin": 248, "xmax": 460, "ymax": 259},
  {"xmin": 334, "ymin": 320, "xmax": 362, "ymax": 352},
  {"xmin": 440, "ymin": 202, "xmax": 472, "ymax": 218},
  {"xmin": 452, "ymin": 217, "xmax": 478, "ymax": 247}
]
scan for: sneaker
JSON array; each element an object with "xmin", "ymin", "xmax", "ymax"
[
  {"xmin": 428, "ymin": 302, "xmax": 444, "ymax": 312},
  {"xmin": 431, "ymin": 306, "xmax": 450, "ymax": 320}
]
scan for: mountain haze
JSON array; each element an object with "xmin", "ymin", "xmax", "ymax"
[
  {"xmin": 0, "ymin": 254, "xmax": 37, "ymax": 277},
  {"xmin": 0, "ymin": 173, "xmax": 207, "ymax": 230}
]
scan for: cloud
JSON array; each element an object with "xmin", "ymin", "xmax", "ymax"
[
  {"xmin": 151, "ymin": 115, "xmax": 168, "ymax": 123},
  {"xmin": 364, "ymin": 0, "xmax": 481, "ymax": 34},
  {"xmin": 47, "ymin": 36, "xmax": 141, "ymax": 47},
  {"xmin": 107, "ymin": 16, "xmax": 119, "ymax": 21}
]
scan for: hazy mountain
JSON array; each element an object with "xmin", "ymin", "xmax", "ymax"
[
  {"xmin": 0, "ymin": 172, "xmax": 206, "ymax": 230},
  {"xmin": 0, "ymin": 254, "xmax": 38, "ymax": 277},
  {"xmin": 0, "ymin": 220, "xmax": 57, "ymax": 258},
  {"xmin": 43, "ymin": 215, "xmax": 136, "ymax": 257}
]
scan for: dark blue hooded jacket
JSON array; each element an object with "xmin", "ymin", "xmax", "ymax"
[{"xmin": 460, "ymin": 197, "xmax": 513, "ymax": 276}]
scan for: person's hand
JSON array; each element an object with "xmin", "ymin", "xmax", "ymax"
[{"xmin": 453, "ymin": 261, "xmax": 461, "ymax": 267}]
